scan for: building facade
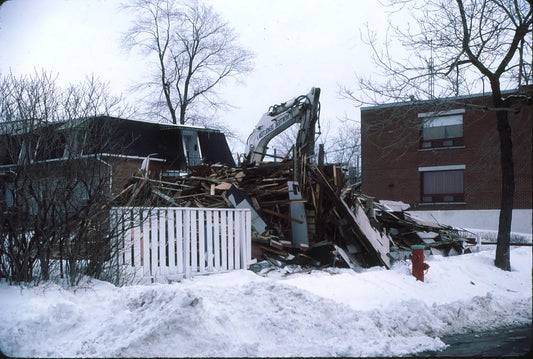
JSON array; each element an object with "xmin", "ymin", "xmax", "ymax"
[
  {"xmin": 360, "ymin": 90, "xmax": 532, "ymax": 233},
  {"xmin": 0, "ymin": 116, "xmax": 236, "ymax": 206}
]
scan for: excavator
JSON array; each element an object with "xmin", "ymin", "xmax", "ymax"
[
  {"xmin": 241, "ymin": 88, "xmax": 390, "ymax": 267},
  {"xmin": 244, "ymin": 87, "xmax": 321, "ymax": 165},
  {"xmin": 242, "ymin": 87, "xmax": 321, "ymax": 250}
]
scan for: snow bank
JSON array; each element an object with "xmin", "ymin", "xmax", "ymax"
[{"xmin": 0, "ymin": 246, "xmax": 531, "ymax": 357}]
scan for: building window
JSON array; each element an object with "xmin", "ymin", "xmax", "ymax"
[
  {"xmin": 419, "ymin": 165, "xmax": 465, "ymax": 203},
  {"xmin": 182, "ymin": 130, "xmax": 202, "ymax": 166},
  {"xmin": 419, "ymin": 109, "xmax": 464, "ymax": 149}
]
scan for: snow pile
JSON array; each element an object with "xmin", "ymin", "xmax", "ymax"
[{"xmin": 0, "ymin": 245, "xmax": 531, "ymax": 357}]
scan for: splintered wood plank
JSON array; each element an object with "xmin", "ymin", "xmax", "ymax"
[
  {"xmin": 260, "ymin": 199, "xmax": 307, "ymax": 206},
  {"xmin": 345, "ymin": 197, "xmax": 391, "ymax": 268},
  {"xmin": 214, "ymin": 182, "xmax": 232, "ymax": 191},
  {"xmin": 334, "ymin": 245, "xmax": 360, "ymax": 270},
  {"xmin": 312, "ymin": 164, "xmax": 390, "ymax": 268},
  {"xmin": 251, "ymin": 197, "xmax": 261, "ymax": 211},
  {"xmin": 261, "ymin": 207, "xmax": 304, "ymax": 224}
]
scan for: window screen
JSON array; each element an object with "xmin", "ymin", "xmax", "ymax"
[{"xmin": 422, "ymin": 170, "xmax": 464, "ymax": 202}]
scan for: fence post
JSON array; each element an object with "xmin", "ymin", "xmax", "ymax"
[
  {"xmin": 206, "ymin": 210, "xmax": 214, "ymax": 272},
  {"xmin": 184, "ymin": 209, "xmax": 191, "ymax": 278},
  {"xmin": 176, "ymin": 208, "xmax": 183, "ymax": 276},
  {"xmin": 190, "ymin": 210, "xmax": 197, "ymax": 274},
  {"xmin": 198, "ymin": 210, "xmax": 205, "ymax": 274},
  {"xmin": 141, "ymin": 209, "xmax": 150, "ymax": 278},
  {"xmin": 158, "ymin": 209, "xmax": 167, "ymax": 279},
  {"xmin": 239, "ymin": 209, "xmax": 249, "ymax": 268},
  {"xmin": 228, "ymin": 211, "xmax": 234, "ymax": 270},
  {"xmin": 221, "ymin": 210, "xmax": 228, "ymax": 270},
  {"xmin": 167, "ymin": 208, "xmax": 176, "ymax": 275},
  {"xmin": 213, "ymin": 210, "xmax": 220, "ymax": 270},
  {"xmin": 234, "ymin": 210, "xmax": 241, "ymax": 269},
  {"xmin": 246, "ymin": 209, "xmax": 252, "ymax": 267}
]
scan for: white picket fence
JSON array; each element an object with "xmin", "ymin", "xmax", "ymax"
[{"xmin": 110, "ymin": 207, "xmax": 252, "ymax": 283}]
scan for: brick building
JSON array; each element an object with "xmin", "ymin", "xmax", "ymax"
[{"xmin": 360, "ymin": 89, "xmax": 532, "ymax": 233}]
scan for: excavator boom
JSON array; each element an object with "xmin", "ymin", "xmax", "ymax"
[{"xmin": 245, "ymin": 87, "xmax": 320, "ymax": 164}]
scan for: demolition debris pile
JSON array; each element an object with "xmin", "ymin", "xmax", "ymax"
[{"xmin": 116, "ymin": 160, "xmax": 476, "ymax": 270}]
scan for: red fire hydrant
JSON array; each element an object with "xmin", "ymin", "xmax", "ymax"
[{"xmin": 411, "ymin": 245, "xmax": 430, "ymax": 282}]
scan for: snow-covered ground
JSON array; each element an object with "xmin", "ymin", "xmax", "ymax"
[{"xmin": 1, "ymin": 241, "xmax": 531, "ymax": 357}]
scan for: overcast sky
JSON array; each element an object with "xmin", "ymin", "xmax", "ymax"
[{"xmin": 0, "ymin": 0, "xmax": 391, "ymax": 152}]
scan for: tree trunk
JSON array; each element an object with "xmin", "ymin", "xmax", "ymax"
[
  {"xmin": 69, "ymin": 257, "xmax": 77, "ymax": 286},
  {"xmin": 39, "ymin": 246, "xmax": 50, "ymax": 281},
  {"xmin": 179, "ymin": 102, "xmax": 187, "ymax": 125},
  {"xmin": 493, "ymin": 96, "xmax": 514, "ymax": 271}
]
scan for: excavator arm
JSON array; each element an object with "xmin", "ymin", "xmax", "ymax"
[{"xmin": 245, "ymin": 87, "xmax": 321, "ymax": 164}]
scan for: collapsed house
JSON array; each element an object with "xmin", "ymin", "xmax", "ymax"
[
  {"xmin": 0, "ymin": 94, "xmax": 477, "ymax": 278},
  {"xmin": 117, "ymin": 159, "xmax": 477, "ymax": 271},
  {"xmin": 116, "ymin": 88, "xmax": 477, "ymax": 271}
]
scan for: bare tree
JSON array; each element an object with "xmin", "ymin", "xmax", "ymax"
[
  {"xmin": 122, "ymin": 0, "xmax": 254, "ymax": 125},
  {"xmin": 341, "ymin": 0, "xmax": 531, "ymax": 271},
  {"xmin": 266, "ymin": 122, "xmax": 333, "ymax": 165},
  {"xmin": 0, "ymin": 71, "xmax": 132, "ymax": 284},
  {"xmin": 0, "ymin": 71, "xmax": 62, "ymax": 282},
  {"xmin": 264, "ymin": 124, "xmax": 299, "ymax": 161},
  {"xmin": 324, "ymin": 119, "xmax": 361, "ymax": 181}
]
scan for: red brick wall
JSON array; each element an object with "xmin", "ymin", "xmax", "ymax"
[
  {"xmin": 109, "ymin": 159, "xmax": 167, "ymax": 195},
  {"xmin": 361, "ymin": 93, "xmax": 532, "ymax": 211}
]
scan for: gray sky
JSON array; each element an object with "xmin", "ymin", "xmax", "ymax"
[{"xmin": 0, "ymin": 0, "xmax": 390, "ymax": 153}]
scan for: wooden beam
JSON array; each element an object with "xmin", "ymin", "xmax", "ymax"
[
  {"xmin": 260, "ymin": 199, "xmax": 307, "ymax": 206},
  {"xmin": 262, "ymin": 207, "xmax": 304, "ymax": 224}
]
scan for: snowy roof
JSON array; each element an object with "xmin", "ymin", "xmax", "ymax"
[{"xmin": 360, "ymin": 89, "xmax": 518, "ymax": 111}]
